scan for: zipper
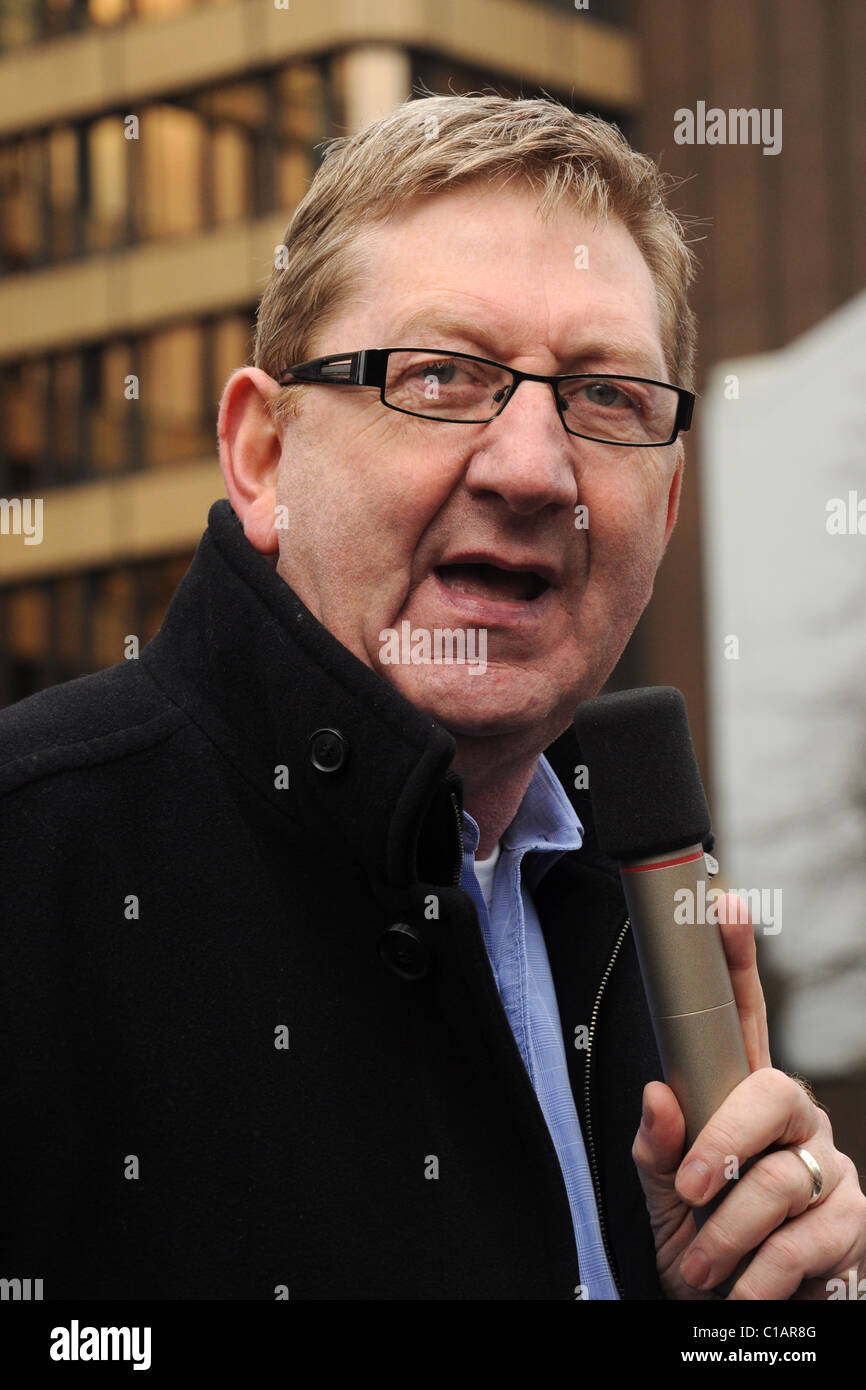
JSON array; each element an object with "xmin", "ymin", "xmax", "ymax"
[
  {"xmin": 448, "ymin": 788, "xmax": 464, "ymax": 886},
  {"xmin": 582, "ymin": 914, "xmax": 630, "ymax": 1299}
]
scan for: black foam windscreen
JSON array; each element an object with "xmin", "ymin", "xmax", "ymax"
[{"xmin": 573, "ymin": 686, "xmax": 711, "ymax": 860}]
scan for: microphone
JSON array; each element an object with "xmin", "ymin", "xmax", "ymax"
[{"xmin": 574, "ymin": 686, "xmax": 756, "ymax": 1296}]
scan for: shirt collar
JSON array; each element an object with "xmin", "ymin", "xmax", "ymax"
[{"xmin": 462, "ymin": 753, "xmax": 584, "ymax": 890}]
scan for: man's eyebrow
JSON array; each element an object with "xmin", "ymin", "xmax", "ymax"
[
  {"xmin": 387, "ymin": 308, "xmax": 492, "ymax": 348},
  {"xmin": 384, "ymin": 310, "xmax": 668, "ymax": 380},
  {"xmin": 564, "ymin": 340, "xmax": 669, "ymax": 380}
]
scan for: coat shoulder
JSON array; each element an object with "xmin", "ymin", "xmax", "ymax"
[{"xmin": 0, "ymin": 659, "xmax": 185, "ymax": 801}]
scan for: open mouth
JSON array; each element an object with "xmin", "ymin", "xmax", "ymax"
[{"xmin": 435, "ymin": 562, "xmax": 550, "ymax": 603}]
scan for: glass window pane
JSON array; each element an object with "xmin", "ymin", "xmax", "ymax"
[
  {"xmin": 87, "ymin": 116, "xmax": 128, "ymax": 252},
  {"xmin": 144, "ymin": 324, "xmax": 213, "ymax": 465},
  {"xmin": 139, "ymin": 105, "xmax": 204, "ymax": 240},
  {"xmin": 89, "ymin": 0, "xmax": 130, "ymax": 24},
  {"xmin": 56, "ymin": 573, "xmax": 84, "ymax": 672},
  {"xmin": 276, "ymin": 145, "xmax": 313, "ymax": 211},
  {"xmin": 0, "ymin": 137, "xmax": 43, "ymax": 269},
  {"xmin": 54, "ymin": 352, "xmax": 83, "ymax": 480},
  {"xmin": 212, "ymin": 123, "xmax": 250, "ymax": 224},
  {"xmin": 0, "ymin": 0, "xmax": 38, "ymax": 48},
  {"xmin": 42, "ymin": 0, "xmax": 78, "ymax": 42},
  {"xmin": 192, "ymin": 80, "xmax": 269, "ymax": 131},
  {"xmin": 91, "ymin": 341, "xmax": 132, "ymax": 475},
  {"xmin": 47, "ymin": 125, "xmax": 79, "ymax": 260},
  {"xmin": 277, "ymin": 63, "xmax": 325, "ymax": 145},
  {"xmin": 5, "ymin": 360, "xmax": 48, "ymax": 482},
  {"xmin": 92, "ymin": 568, "xmax": 134, "ymax": 670},
  {"xmin": 213, "ymin": 312, "xmax": 253, "ymax": 397},
  {"xmin": 6, "ymin": 585, "xmax": 49, "ymax": 666}
]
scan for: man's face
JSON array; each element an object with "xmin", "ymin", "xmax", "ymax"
[{"xmin": 269, "ymin": 183, "xmax": 683, "ymax": 749}]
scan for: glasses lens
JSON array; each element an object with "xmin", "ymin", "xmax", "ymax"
[
  {"xmin": 556, "ymin": 377, "xmax": 677, "ymax": 444},
  {"xmin": 384, "ymin": 351, "xmax": 511, "ymax": 420}
]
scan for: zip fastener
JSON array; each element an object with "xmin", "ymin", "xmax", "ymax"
[
  {"xmin": 582, "ymin": 914, "xmax": 630, "ymax": 1299},
  {"xmin": 448, "ymin": 789, "xmax": 464, "ymax": 886}
]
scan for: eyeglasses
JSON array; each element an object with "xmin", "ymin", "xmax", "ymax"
[{"xmin": 277, "ymin": 347, "xmax": 695, "ymax": 447}]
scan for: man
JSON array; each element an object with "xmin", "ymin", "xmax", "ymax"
[{"xmin": 1, "ymin": 94, "xmax": 863, "ymax": 1301}]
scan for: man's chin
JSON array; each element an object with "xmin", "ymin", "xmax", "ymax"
[{"xmin": 377, "ymin": 664, "xmax": 560, "ymax": 740}]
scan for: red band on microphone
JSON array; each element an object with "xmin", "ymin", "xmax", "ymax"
[{"xmin": 621, "ymin": 849, "xmax": 706, "ymax": 875}]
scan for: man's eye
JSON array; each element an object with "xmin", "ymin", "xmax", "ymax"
[
  {"xmin": 415, "ymin": 360, "xmax": 465, "ymax": 385},
  {"xmin": 579, "ymin": 381, "xmax": 640, "ymax": 410}
]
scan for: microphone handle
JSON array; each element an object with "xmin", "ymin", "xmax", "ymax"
[{"xmin": 620, "ymin": 844, "xmax": 759, "ymax": 1297}]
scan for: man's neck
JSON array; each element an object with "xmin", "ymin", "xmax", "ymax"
[{"xmin": 451, "ymin": 737, "xmax": 540, "ymax": 859}]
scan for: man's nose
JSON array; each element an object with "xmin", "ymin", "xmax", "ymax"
[{"xmin": 462, "ymin": 379, "xmax": 580, "ymax": 516}]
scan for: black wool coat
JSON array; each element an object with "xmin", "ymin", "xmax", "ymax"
[{"xmin": 0, "ymin": 498, "xmax": 666, "ymax": 1300}]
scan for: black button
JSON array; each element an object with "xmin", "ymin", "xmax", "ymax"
[
  {"xmin": 378, "ymin": 923, "xmax": 431, "ymax": 981},
  {"xmin": 308, "ymin": 728, "xmax": 347, "ymax": 772}
]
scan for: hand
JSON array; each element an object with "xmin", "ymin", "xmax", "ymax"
[{"xmin": 631, "ymin": 892, "xmax": 866, "ymax": 1299}]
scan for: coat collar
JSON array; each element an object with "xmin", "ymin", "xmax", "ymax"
[{"xmin": 142, "ymin": 499, "xmax": 620, "ymax": 892}]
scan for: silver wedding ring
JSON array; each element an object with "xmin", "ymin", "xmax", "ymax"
[{"xmin": 790, "ymin": 1145, "xmax": 824, "ymax": 1204}]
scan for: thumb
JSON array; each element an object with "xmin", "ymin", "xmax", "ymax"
[{"xmin": 632, "ymin": 1080, "xmax": 688, "ymax": 1237}]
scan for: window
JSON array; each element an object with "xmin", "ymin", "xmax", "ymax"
[{"xmin": 0, "ymin": 554, "xmax": 195, "ymax": 707}]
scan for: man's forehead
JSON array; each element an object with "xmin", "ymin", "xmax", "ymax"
[{"xmin": 328, "ymin": 188, "xmax": 667, "ymax": 375}]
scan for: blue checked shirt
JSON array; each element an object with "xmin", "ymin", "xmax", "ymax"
[{"xmin": 459, "ymin": 753, "xmax": 620, "ymax": 1300}]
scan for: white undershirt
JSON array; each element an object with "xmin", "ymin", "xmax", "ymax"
[{"xmin": 473, "ymin": 840, "xmax": 502, "ymax": 913}]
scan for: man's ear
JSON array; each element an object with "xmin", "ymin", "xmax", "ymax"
[
  {"xmin": 663, "ymin": 444, "xmax": 685, "ymax": 551},
  {"xmin": 217, "ymin": 367, "xmax": 284, "ymax": 554}
]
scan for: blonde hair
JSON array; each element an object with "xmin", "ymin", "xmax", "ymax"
[{"xmin": 254, "ymin": 92, "xmax": 699, "ymax": 425}]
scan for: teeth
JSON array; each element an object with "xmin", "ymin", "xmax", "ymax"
[{"xmin": 438, "ymin": 563, "xmax": 544, "ymax": 602}]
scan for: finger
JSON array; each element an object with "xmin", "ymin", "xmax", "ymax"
[
  {"xmin": 675, "ymin": 1068, "xmax": 821, "ymax": 1207},
  {"xmin": 715, "ymin": 892, "xmax": 771, "ymax": 1070},
  {"xmin": 632, "ymin": 1082, "xmax": 685, "ymax": 1212},
  {"xmin": 725, "ymin": 1196, "xmax": 866, "ymax": 1301},
  {"xmin": 632, "ymin": 1082, "xmax": 701, "ymax": 1283},
  {"xmin": 677, "ymin": 1140, "xmax": 843, "ymax": 1293}
]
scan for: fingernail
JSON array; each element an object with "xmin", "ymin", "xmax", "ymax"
[
  {"xmin": 681, "ymin": 1246, "xmax": 711, "ymax": 1290},
  {"xmin": 678, "ymin": 1159, "xmax": 711, "ymax": 1202}
]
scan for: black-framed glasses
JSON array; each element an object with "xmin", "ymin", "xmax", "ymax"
[{"xmin": 277, "ymin": 347, "xmax": 695, "ymax": 446}]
